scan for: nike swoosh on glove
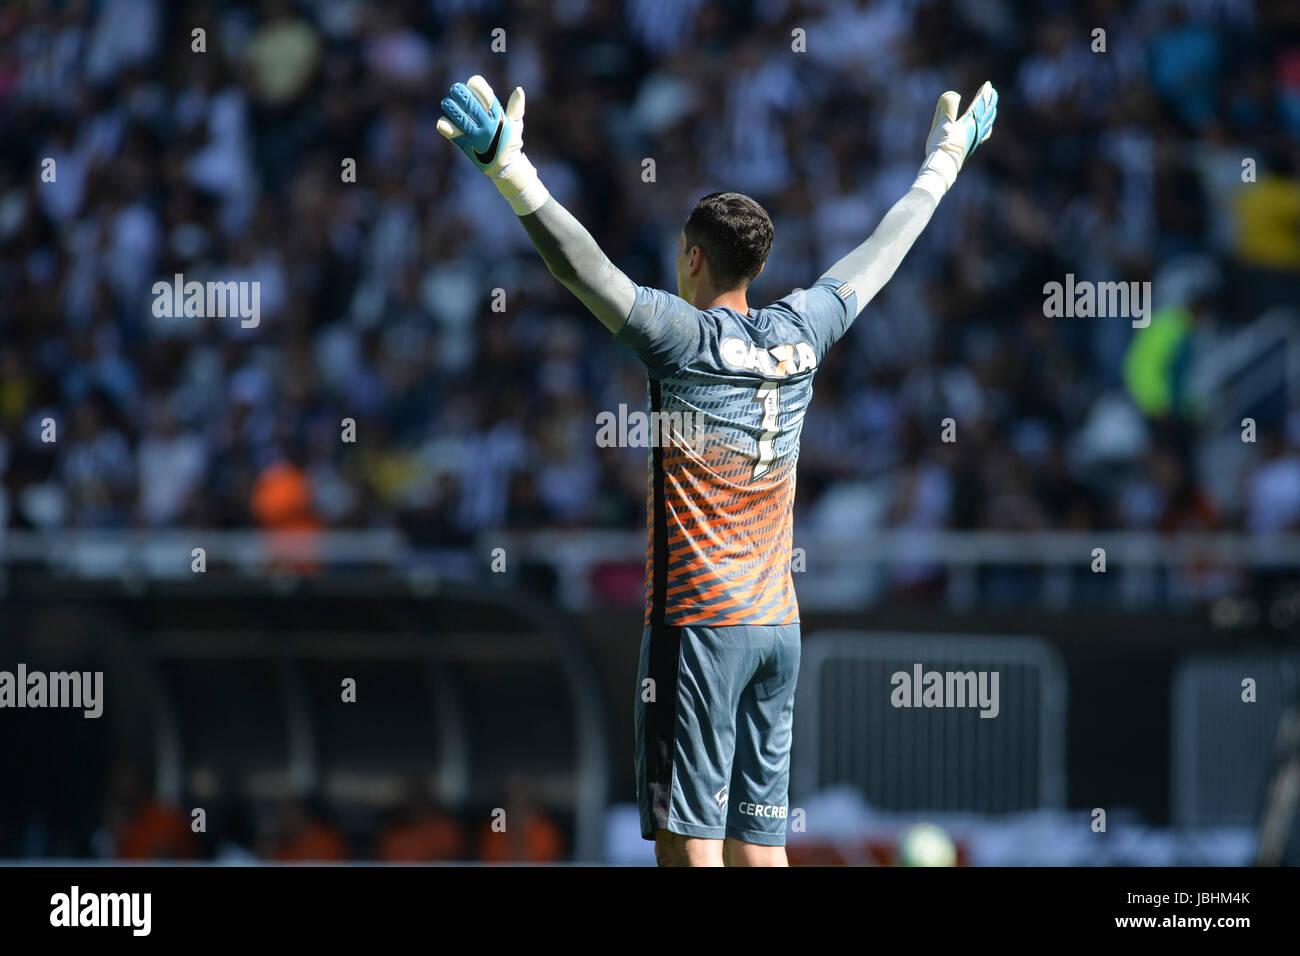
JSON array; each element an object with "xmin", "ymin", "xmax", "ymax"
[{"xmin": 437, "ymin": 74, "xmax": 550, "ymax": 215}]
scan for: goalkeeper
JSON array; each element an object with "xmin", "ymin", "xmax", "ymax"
[{"xmin": 439, "ymin": 75, "xmax": 997, "ymax": 867}]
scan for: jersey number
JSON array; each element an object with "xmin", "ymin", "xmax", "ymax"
[{"xmin": 752, "ymin": 382, "xmax": 781, "ymax": 480}]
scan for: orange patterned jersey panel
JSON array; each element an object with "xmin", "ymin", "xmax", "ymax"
[{"xmin": 644, "ymin": 427, "xmax": 799, "ymax": 627}]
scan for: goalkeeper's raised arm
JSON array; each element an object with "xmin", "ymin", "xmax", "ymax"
[
  {"xmin": 819, "ymin": 82, "xmax": 998, "ymax": 320},
  {"xmin": 437, "ymin": 75, "xmax": 635, "ymax": 334}
]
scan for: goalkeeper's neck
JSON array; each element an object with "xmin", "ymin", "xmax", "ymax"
[{"xmin": 692, "ymin": 287, "xmax": 752, "ymax": 316}]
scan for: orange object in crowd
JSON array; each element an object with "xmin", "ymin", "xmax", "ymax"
[
  {"xmin": 476, "ymin": 812, "xmax": 565, "ymax": 863},
  {"xmin": 250, "ymin": 460, "xmax": 322, "ymax": 572},
  {"xmin": 271, "ymin": 822, "xmax": 349, "ymax": 862},
  {"xmin": 115, "ymin": 800, "xmax": 198, "ymax": 860},
  {"xmin": 377, "ymin": 817, "xmax": 468, "ymax": 862}
]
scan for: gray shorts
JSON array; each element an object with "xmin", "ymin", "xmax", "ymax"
[{"xmin": 634, "ymin": 622, "xmax": 801, "ymax": 846}]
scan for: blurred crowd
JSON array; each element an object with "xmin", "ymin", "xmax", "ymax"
[
  {"xmin": 1, "ymin": 0, "xmax": 1299, "ymax": 566},
  {"xmin": 88, "ymin": 755, "xmax": 566, "ymax": 863},
  {"xmin": 4, "ymin": 0, "xmax": 1300, "ymax": 866}
]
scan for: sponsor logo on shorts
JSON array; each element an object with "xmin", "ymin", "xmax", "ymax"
[
  {"xmin": 714, "ymin": 786, "xmax": 728, "ymax": 807},
  {"xmin": 736, "ymin": 802, "xmax": 787, "ymax": 819}
]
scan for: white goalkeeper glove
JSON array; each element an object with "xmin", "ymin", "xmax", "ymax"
[
  {"xmin": 437, "ymin": 74, "xmax": 550, "ymax": 216},
  {"xmin": 912, "ymin": 81, "xmax": 998, "ymax": 203}
]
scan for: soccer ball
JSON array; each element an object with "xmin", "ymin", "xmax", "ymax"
[{"xmin": 896, "ymin": 823, "xmax": 957, "ymax": 866}]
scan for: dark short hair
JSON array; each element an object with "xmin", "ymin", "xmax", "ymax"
[{"xmin": 683, "ymin": 192, "xmax": 774, "ymax": 290}]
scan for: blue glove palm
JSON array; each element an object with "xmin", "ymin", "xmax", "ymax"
[
  {"xmin": 437, "ymin": 74, "xmax": 548, "ymax": 214},
  {"xmin": 914, "ymin": 81, "xmax": 999, "ymax": 202},
  {"xmin": 955, "ymin": 82, "xmax": 998, "ymax": 155},
  {"xmin": 438, "ymin": 76, "xmax": 515, "ymax": 173}
]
